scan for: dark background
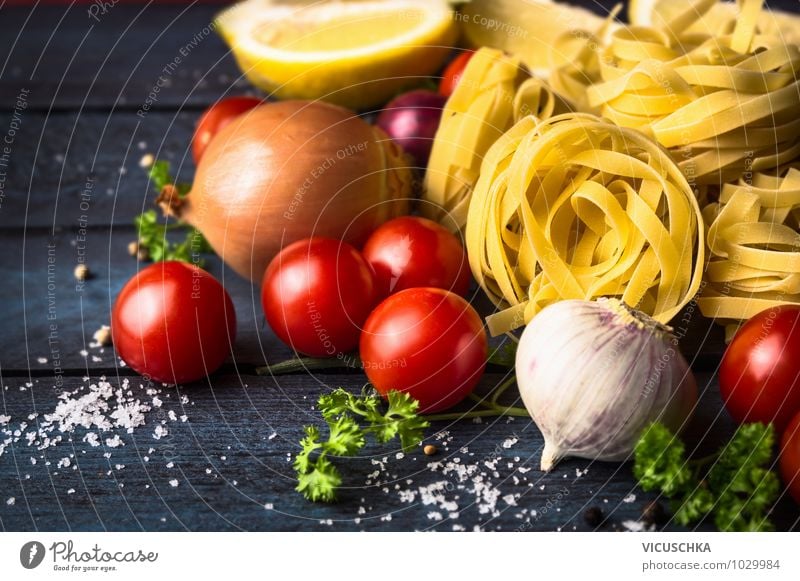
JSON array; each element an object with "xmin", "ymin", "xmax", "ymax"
[{"xmin": 0, "ymin": 0, "xmax": 798, "ymax": 531}]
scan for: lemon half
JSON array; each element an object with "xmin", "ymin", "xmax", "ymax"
[{"xmin": 217, "ymin": 0, "xmax": 457, "ymax": 110}]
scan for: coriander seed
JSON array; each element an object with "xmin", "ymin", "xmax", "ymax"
[{"xmin": 74, "ymin": 264, "xmax": 90, "ymax": 281}]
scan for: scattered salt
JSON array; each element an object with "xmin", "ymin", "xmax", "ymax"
[{"xmin": 501, "ymin": 437, "xmax": 518, "ymax": 449}]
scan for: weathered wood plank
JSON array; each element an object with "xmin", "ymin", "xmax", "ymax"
[
  {"xmin": 0, "ymin": 227, "xmax": 726, "ymax": 371},
  {"xmin": 0, "ymin": 110, "xmax": 197, "ymax": 230},
  {"xmin": 0, "ymin": 3, "xmax": 248, "ymax": 111},
  {"xmin": 2, "ymin": 372, "xmax": 795, "ymax": 532},
  {"xmin": 0, "ymin": 225, "xmax": 296, "ymax": 373}
]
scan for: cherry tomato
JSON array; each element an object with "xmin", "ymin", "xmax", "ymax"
[
  {"xmin": 780, "ymin": 410, "xmax": 800, "ymax": 505},
  {"xmin": 362, "ymin": 216, "xmax": 471, "ymax": 297},
  {"xmin": 719, "ymin": 305, "xmax": 800, "ymax": 431},
  {"xmin": 360, "ymin": 288, "xmax": 487, "ymax": 413},
  {"xmin": 111, "ymin": 261, "xmax": 236, "ymax": 384},
  {"xmin": 262, "ymin": 238, "xmax": 379, "ymax": 357},
  {"xmin": 439, "ymin": 51, "xmax": 474, "ymax": 97},
  {"xmin": 192, "ymin": 96, "xmax": 262, "ymax": 163}
]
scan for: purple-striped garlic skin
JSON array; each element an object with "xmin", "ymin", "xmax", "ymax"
[{"xmin": 515, "ymin": 298, "xmax": 697, "ymax": 471}]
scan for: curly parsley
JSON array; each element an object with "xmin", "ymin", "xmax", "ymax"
[
  {"xmin": 294, "ymin": 388, "xmax": 429, "ymax": 502},
  {"xmin": 633, "ymin": 422, "xmax": 779, "ymax": 531}
]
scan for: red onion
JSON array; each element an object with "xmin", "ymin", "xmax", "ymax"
[{"xmin": 376, "ymin": 90, "xmax": 447, "ymax": 168}]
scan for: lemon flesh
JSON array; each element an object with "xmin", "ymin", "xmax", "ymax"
[{"xmin": 217, "ymin": 0, "xmax": 457, "ymax": 110}]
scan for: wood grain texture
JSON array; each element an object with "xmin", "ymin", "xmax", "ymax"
[
  {"xmin": 0, "ymin": 3, "xmax": 248, "ymax": 111},
  {"xmin": 0, "ymin": 229, "xmax": 724, "ymax": 371},
  {"xmin": 0, "ymin": 226, "xmax": 292, "ymax": 372},
  {"xmin": 0, "ymin": 111, "xmax": 197, "ymax": 230},
  {"xmin": 1, "ymin": 0, "xmax": 798, "ymax": 533},
  {"xmin": 2, "ymin": 373, "xmax": 797, "ymax": 532}
]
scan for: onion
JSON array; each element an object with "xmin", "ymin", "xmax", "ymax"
[
  {"xmin": 376, "ymin": 90, "xmax": 447, "ymax": 168},
  {"xmin": 161, "ymin": 100, "xmax": 413, "ymax": 281},
  {"xmin": 515, "ymin": 298, "xmax": 698, "ymax": 472}
]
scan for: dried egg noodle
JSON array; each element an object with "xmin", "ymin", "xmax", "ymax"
[
  {"xmin": 572, "ymin": 0, "xmax": 800, "ymax": 185},
  {"xmin": 697, "ymin": 167, "xmax": 800, "ymax": 341},
  {"xmin": 466, "ymin": 113, "xmax": 704, "ymax": 336},
  {"xmin": 423, "ymin": 47, "xmax": 569, "ymax": 231}
]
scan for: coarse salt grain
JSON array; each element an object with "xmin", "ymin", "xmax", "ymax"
[{"xmin": 169, "ymin": 479, "xmax": 179, "ymax": 488}]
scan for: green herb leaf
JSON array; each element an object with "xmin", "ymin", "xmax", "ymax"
[
  {"xmin": 632, "ymin": 422, "xmax": 780, "ymax": 531},
  {"xmin": 708, "ymin": 423, "xmax": 779, "ymax": 532},
  {"xmin": 379, "ymin": 391, "xmax": 428, "ymax": 451},
  {"xmin": 673, "ymin": 486, "xmax": 714, "ymax": 526},
  {"xmin": 323, "ymin": 415, "xmax": 366, "ymax": 456},
  {"xmin": 633, "ymin": 422, "xmax": 692, "ymax": 497},
  {"xmin": 294, "ymin": 388, "xmax": 429, "ymax": 502},
  {"xmin": 295, "ymin": 456, "xmax": 342, "ymax": 503}
]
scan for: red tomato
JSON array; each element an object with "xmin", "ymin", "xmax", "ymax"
[
  {"xmin": 362, "ymin": 216, "xmax": 471, "ymax": 297},
  {"xmin": 262, "ymin": 238, "xmax": 379, "ymax": 357},
  {"xmin": 439, "ymin": 51, "xmax": 474, "ymax": 97},
  {"xmin": 719, "ymin": 305, "xmax": 800, "ymax": 431},
  {"xmin": 780, "ymin": 410, "xmax": 800, "ymax": 505},
  {"xmin": 360, "ymin": 288, "xmax": 487, "ymax": 413},
  {"xmin": 112, "ymin": 262, "xmax": 236, "ymax": 384},
  {"xmin": 192, "ymin": 96, "xmax": 262, "ymax": 163}
]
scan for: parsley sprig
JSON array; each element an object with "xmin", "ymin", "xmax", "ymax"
[
  {"xmin": 134, "ymin": 160, "xmax": 210, "ymax": 265},
  {"xmin": 294, "ymin": 388, "xmax": 429, "ymax": 502},
  {"xmin": 633, "ymin": 422, "xmax": 780, "ymax": 531}
]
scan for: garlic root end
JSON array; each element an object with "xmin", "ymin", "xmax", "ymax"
[{"xmin": 540, "ymin": 440, "xmax": 561, "ymax": 472}]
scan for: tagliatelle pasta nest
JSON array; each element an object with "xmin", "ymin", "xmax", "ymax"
[
  {"xmin": 575, "ymin": 0, "xmax": 800, "ymax": 186},
  {"xmin": 423, "ymin": 47, "xmax": 569, "ymax": 231},
  {"xmin": 466, "ymin": 113, "xmax": 705, "ymax": 336},
  {"xmin": 697, "ymin": 166, "xmax": 800, "ymax": 341}
]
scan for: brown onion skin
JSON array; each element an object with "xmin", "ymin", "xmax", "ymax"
[{"xmin": 175, "ymin": 100, "xmax": 412, "ymax": 281}]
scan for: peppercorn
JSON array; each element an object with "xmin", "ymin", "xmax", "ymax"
[
  {"xmin": 423, "ymin": 444, "xmax": 437, "ymax": 456},
  {"xmin": 641, "ymin": 501, "xmax": 668, "ymax": 527},
  {"xmin": 583, "ymin": 506, "xmax": 605, "ymax": 528}
]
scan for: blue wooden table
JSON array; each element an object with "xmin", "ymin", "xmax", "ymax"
[{"xmin": 0, "ymin": 1, "xmax": 798, "ymax": 532}]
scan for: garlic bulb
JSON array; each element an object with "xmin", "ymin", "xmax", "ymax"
[{"xmin": 515, "ymin": 298, "xmax": 697, "ymax": 471}]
